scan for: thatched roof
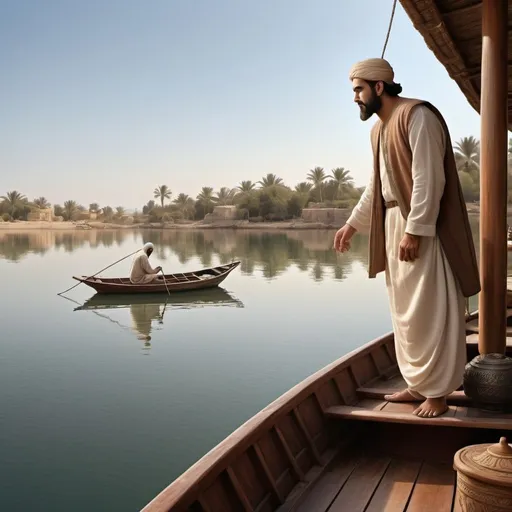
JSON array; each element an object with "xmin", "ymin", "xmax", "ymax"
[{"xmin": 399, "ymin": 0, "xmax": 512, "ymax": 128}]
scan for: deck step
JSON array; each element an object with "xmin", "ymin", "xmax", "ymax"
[
  {"xmin": 356, "ymin": 387, "xmax": 471, "ymax": 406},
  {"xmin": 325, "ymin": 405, "xmax": 512, "ymax": 430}
]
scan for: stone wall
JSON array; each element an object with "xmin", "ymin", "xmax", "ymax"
[
  {"xmin": 27, "ymin": 207, "xmax": 53, "ymax": 222},
  {"xmin": 301, "ymin": 208, "xmax": 349, "ymax": 225},
  {"xmin": 203, "ymin": 205, "xmax": 238, "ymax": 224}
]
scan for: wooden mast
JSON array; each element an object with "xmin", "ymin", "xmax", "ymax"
[{"xmin": 478, "ymin": 0, "xmax": 509, "ymax": 355}]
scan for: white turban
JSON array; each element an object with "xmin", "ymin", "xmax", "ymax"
[
  {"xmin": 349, "ymin": 58, "xmax": 395, "ymax": 84},
  {"xmin": 142, "ymin": 242, "xmax": 154, "ymax": 254}
]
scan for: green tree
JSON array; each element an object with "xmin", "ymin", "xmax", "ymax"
[
  {"xmin": 154, "ymin": 185, "xmax": 171, "ymax": 207},
  {"xmin": 173, "ymin": 193, "xmax": 195, "ymax": 219},
  {"xmin": 306, "ymin": 167, "xmax": 327, "ymax": 202},
  {"xmin": 258, "ymin": 173, "xmax": 284, "ymax": 188},
  {"xmin": 33, "ymin": 197, "xmax": 51, "ymax": 209},
  {"xmin": 294, "ymin": 182, "xmax": 313, "ymax": 195},
  {"xmin": 53, "ymin": 204, "xmax": 64, "ymax": 217},
  {"xmin": 196, "ymin": 187, "xmax": 216, "ymax": 218},
  {"xmin": 142, "ymin": 200, "xmax": 156, "ymax": 214},
  {"xmin": 454, "ymin": 136, "xmax": 479, "ymax": 177},
  {"xmin": 237, "ymin": 180, "xmax": 256, "ymax": 193},
  {"xmin": 215, "ymin": 187, "xmax": 235, "ymax": 205},
  {"xmin": 1, "ymin": 191, "xmax": 27, "ymax": 218},
  {"xmin": 63, "ymin": 200, "xmax": 78, "ymax": 221},
  {"xmin": 330, "ymin": 168, "xmax": 354, "ymax": 199},
  {"xmin": 458, "ymin": 171, "xmax": 479, "ymax": 202},
  {"xmin": 102, "ymin": 206, "xmax": 114, "ymax": 221}
]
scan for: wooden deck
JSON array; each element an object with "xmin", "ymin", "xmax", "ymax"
[
  {"xmin": 287, "ymin": 351, "xmax": 512, "ymax": 511},
  {"xmin": 294, "ymin": 453, "xmax": 458, "ymax": 512},
  {"xmin": 142, "ymin": 332, "xmax": 512, "ymax": 512},
  {"xmin": 286, "ymin": 366, "xmax": 512, "ymax": 511}
]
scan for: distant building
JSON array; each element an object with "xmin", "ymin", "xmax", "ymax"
[
  {"xmin": 27, "ymin": 207, "xmax": 53, "ymax": 222},
  {"xmin": 301, "ymin": 207, "xmax": 349, "ymax": 225},
  {"xmin": 203, "ymin": 205, "xmax": 238, "ymax": 224}
]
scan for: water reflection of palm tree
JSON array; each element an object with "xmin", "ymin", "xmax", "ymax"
[{"xmin": 5, "ymin": 228, "xmax": 494, "ymax": 281}]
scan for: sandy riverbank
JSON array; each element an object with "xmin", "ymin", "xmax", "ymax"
[
  {"xmin": 0, "ymin": 220, "xmax": 344, "ymax": 231},
  {"xmin": 0, "ymin": 207, "xmax": 483, "ymax": 231}
]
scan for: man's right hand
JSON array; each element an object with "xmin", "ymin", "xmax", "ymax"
[
  {"xmin": 155, "ymin": 266, "xmax": 162, "ymax": 273},
  {"xmin": 333, "ymin": 224, "xmax": 356, "ymax": 252}
]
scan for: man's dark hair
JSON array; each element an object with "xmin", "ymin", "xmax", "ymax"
[{"xmin": 366, "ymin": 80, "xmax": 403, "ymax": 97}]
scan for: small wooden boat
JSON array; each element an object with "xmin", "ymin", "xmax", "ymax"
[
  {"xmin": 141, "ymin": 1, "xmax": 512, "ymax": 510},
  {"xmin": 72, "ymin": 261, "xmax": 240, "ymax": 295}
]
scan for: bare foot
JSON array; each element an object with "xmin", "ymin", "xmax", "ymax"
[
  {"xmin": 384, "ymin": 389, "xmax": 424, "ymax": 402},
  {"xmin": 413, "ymin": 397, "xmax": 448, "ymax": 418}
]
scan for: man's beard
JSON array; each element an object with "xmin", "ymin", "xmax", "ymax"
[{"xmin": 358, "ymin": 89, "xmax": 382, "ymax": 121}]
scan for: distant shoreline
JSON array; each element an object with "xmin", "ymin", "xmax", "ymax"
[
  {"xmin": 0, "ymin": 220, "xmax": 341, "ymax": 231},
  {"xmin": 0, "ymin": 209, "xmax": 483, "ymax": 232}
]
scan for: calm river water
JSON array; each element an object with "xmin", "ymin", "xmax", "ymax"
[{"xmin": 0, "ymin": 225, "xmax": 481, "ymax": 511}]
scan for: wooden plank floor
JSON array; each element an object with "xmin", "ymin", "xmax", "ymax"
[{"xmin": 295, "ymin": 452, "xmax": 457, "ymax": 512}]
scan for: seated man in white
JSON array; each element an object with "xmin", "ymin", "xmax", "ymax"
[{"xmin": 130, "ymin": 242, "xmax": 162, "ymax": 284}]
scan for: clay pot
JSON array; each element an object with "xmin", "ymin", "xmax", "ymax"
[
  {"xmin": 453, "ymin": 437, "xmax": 512, "ymax": 511},
  {"xmin": 463, "ymin": 354, "xmax": 512, "ymax": 411}
]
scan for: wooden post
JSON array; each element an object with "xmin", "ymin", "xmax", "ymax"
[{"xmin": 478, "ymin": 0, "xmax": 508, "ymax": 354}]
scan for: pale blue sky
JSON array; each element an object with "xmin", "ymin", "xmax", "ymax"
[{"xmin": 1, "ymin": 0, "xmax": 480, "ymax": 209}]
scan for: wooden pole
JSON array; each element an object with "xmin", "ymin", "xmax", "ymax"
[
  {"xmin": 57, "ymin": 249, "xmax": 141, "ymax": 296},
  {"xmin": 160, "ymin": 269, "xmax": 171, "ymax": 296},
  {"xmin": 478, "ymin": 0, "xmax": 508, "ymax": 354}
]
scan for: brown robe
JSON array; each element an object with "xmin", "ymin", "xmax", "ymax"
[{"xmin": 367, "ymin": 97, "xmax": 480, "ymax": 298}]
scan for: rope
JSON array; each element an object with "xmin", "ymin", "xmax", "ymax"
[{"xmin": 381, "ymin": 0, "xmax": 398, "ymax": 59}]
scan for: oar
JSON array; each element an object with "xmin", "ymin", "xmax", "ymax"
[
  {"xmin": 160, "ymin": 269, "xmax": 171, "ymax": 296},
  {"xmin": 57, "ymin": 248, "xmax": 141, "ymax": 296}
]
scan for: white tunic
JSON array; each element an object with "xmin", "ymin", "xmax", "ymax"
[
  {"xmin": 347, "ymin": 106, "xmax": 466, "ymax": 398},
  {"xmin": 130, "ymin": 252, "xmax": 159, "ymax": 284}
]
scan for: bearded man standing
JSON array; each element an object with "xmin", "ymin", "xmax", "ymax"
[{"xmin": 334, "ymin": 58, "xmax": 480, "ymax": 418}]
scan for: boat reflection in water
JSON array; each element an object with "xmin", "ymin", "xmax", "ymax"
[{"xmin": 73, "ymin": 287, "xmax": 244, "ymax": 352}]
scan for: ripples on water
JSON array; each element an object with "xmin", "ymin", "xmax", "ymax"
[{"xmin": 0, "ymin": 224, "xmax": 481, "ymax": 511}]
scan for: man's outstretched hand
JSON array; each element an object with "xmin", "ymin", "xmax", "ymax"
[
  {"xmin": 399, "ymin": 233, "xmax": 420, "ymax": 262},
  {"xmin": 333, "ymin": 224, "xmax": 356, "ymax": 253}
]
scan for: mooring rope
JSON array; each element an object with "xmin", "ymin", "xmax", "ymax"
[{"xmin": 381, "ymin": 0, "xmax": 398, "ymax": 59}]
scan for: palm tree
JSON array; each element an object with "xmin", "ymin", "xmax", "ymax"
[
  {"xmin": 143, "ymin": 200, "xmax": 156, "ymax": 214},
  {"xmin": 258, "ymin": 173, "xmax": 283, "ymax": 188},
  {"xmin": 1, "ymin": 191, "xmax": 27, "ymax": 217},
  {"xmin": 454, "ymin": 136, "xmax": 480, "ymax": 174},
  {"xmin": 237, "ymin": 180, "xmax": 256, "ymax": 193},
  {"xmin": 173, "ymin": 193, "xmax": 195, "ymax": 219},
  {"xmin": 102, "ymin": 206, "xmax": 114, "ymax": 220},
  {"xmin": 330, "ymin": 168, "xmax": 354, "ymax": 199},
  {"xmin": 116, "ymin": 206, "xmax": 125, "ymax": 217},
  {"xmin": 294, "ymin": 182, "xmax": 313, "ymax": 194},
  {"xmin": 196, "ymin": 187, "xmax": 216, "ymax": 214},
  {"xmin": 89, "ymin": 202, "xmax": 100, "ymax": 212},
  {"xmin": 306, "ymin": 167, "xmax": 327, "ymax": 202},
  {"xmin": 33, "ymin": 197, "xmax": 50, "ymax": 209},
  {"xmin": 63, "ymin": 200, "xmax": 78, "ymax": 221},
  {"xmin": 215, "ymin": 187, "xmax": 235, "ymax": 205},
  {"xmin": 154, "ymin": 185, "xmax": 171, "ymax": 207}
]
